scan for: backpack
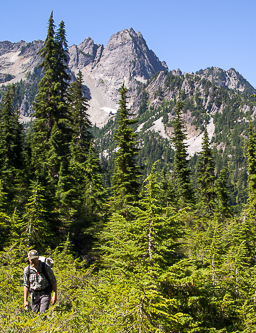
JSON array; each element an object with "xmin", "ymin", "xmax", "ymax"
[{"xmin": 39, "ymin": 256, "xmax": 54, "ymax": 267}]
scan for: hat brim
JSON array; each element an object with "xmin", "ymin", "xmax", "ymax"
[{"xmin": 29, "ymin": 255, "xmax": 39, "ymax": 260}]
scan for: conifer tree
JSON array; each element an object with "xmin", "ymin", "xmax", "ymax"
[
  {"xmin": 196, "ymin": 127, "xmax": 216, "ymax": 213},
  {"xmin": 31, "ymin": 12, "xmax": 71, "ymax": 183},
  {"xmin": 0, "ymin": 181, "xmax": 11, "ymax": 249},
  {"xmin": 19, "ymin": 181, "xmax": 52, "ymax": 250},
  {"xmin": 68, "ymin": 70, "xmax": 92, "ymax": 160},
  {"xmin": 31, "ymin": 12, "xmax": 57, "ymax": 177},
  {"xmin": 98, "ymin": 164, "xmax": 183, "ymax": 331},
  {"xmin": 29, "ymin": 13, "xmax": 75, "ymax": 240},
  {"xmin": 111, "ymin": 83, "xmax": 141, "ymax": 213},
  {"xmin": 83, "ymin": 143, "xmax": 106, "ymax": 219},
  {"xmin": 215, "ymin": 167, "xmax": 232, "ymax": 218},
  {"xmin": 247, "ymin": 121, "xmax": 256, "ymax": 214},
  {"xmin": 56, "ymin": 71, "xmax": 100, "ymax": 239},
  {"xmin": 55, "ymin": 20, "xmax": 70, "ymax": 101},
  {"xmin": 158, "ymin": 165, "xmax": 178, "ymax": 207},
  {"xmin": 53, "ymin": 20, "xmax": 72, "ymax": 161},
  {"xmin": 171, "ymin": 97, "xmax": 194, "ymax": 205},
  {"xmin": 239, "ymin": 122, "xmax": 256, "ymax": 259},
  {"xmin": 0, "ymin": 85, "xmax": 24, "ymax": 207},
  {"xmin": 68, "ymin": 142, "xmax": 107, "ymax": 250}
]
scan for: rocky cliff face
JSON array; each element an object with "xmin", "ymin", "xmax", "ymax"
[
  {"xmin": 68, "ymin": 37, "xmax": 103, "ymax": 71},
  {"xmin": 0, "ymin": 40, "xmax": 43, "ymax": 84},
  {"xmin": 196, "ymin": 67, "xmax": 254, "ymax": 94},
  {"xmin": 0, "ymin": 29, "xmax": 168, "ymax": 126},
  {"xmin": 88, "ymin": 28, "xmax": 168, "ymax": 101}
]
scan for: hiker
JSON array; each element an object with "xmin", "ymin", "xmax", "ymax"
[{"xmin": 24, "ymin": 250, "xmax": 57, "ymax": 314}]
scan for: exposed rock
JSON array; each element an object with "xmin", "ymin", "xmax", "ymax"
[
  {"xmin": 0, "ymin": 40, "xmax": 43, "ymax": 85},
  {"xmin": 196, "ymin": 66, "xmax": 255, "ymax": 94},
  {"xmin": 147, "ymin": 117, "xmax": 169, "ymax": 139},
  {"xmin": 0, "ymin": 40, "xmax": 27, "ymax": 56},
  {"xmin": 18, "ymin": 40, "xmax": 43, "ymax": 58},
  {"xmin": 0, "ymin": 28, "xmax": 167, "ymax": 124},
  {"xmin": 185, "ymin": 117, "xmax": 215, "ymax": 157},
  {"xmin": 182, "ymin": 78, "xmax": 192, "ymax": 95},
  {"xmin": 68, "ymin": 38, "xmax": 103, "ymax": 71},
  {"xmin": 89, "ymin": 28, "xmax": 168, "ymax": 102},
  {"xmin": 0, "ymin": 73, "xmax": 15, "ymax": 83}
]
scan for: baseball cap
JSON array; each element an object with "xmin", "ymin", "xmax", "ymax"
[{"xmin": 28, "ymin": 250, "xmax": 39, "ymax": 260}]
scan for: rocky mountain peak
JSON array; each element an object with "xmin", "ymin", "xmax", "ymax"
[
  {"xmin": 78, "ymin": 37, "xmax": 95, "ymax": 52},
  {"xmin": 0, "ymin": 40, "xmax": 27, "ymax": 56},
  {"xmin": 68, "ymin": 37, "xmax": 103, "ymax": 71},
  {"xmin": 89, "ymin": 28, "xmax": 168, "ymax": 101},
  {"xmin": 0, "ymin": 40, "xmax": 43, "ymax": 85},
  {"xmin": 196, "ymin": 66, "xmax": 255, "ymax": 94}
]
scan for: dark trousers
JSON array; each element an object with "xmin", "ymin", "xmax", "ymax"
[{"xmin": 31, "ymin": 292, "xmax": 51, "ymax": 314}]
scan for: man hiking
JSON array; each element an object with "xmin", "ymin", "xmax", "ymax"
[{"xmin": 24, "ymin": 250, "xmax": 57, "ymax": 314}]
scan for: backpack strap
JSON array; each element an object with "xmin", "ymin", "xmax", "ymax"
[
  {"xmin": 41, "ymin": 261, "xmax": 51, "ymax": 285},
  {"xmin": 41, "ymin": 261, "xmax": 53, "ymax": 293}
]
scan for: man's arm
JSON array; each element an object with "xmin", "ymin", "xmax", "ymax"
[
  {"xmin": 24, "ymin": 286, "xmax": 29, "ymax": 308},
  {"xmin": 24, "ymin": 266, "xmax": 30, "ymax": 308},
  {"xmin": 51, "ymin": 281, "xmax": 57, "ymax": 304},
  {"xmin": 44, "ymin": 264, "xmax": 57, "ymax": 304}
]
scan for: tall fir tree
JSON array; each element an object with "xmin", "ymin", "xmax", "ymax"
[
  {"xmin": 31, "ymin": 11, "xmax": 57, "ymax": 177},
  {"xmin": 60, "ymin": 70, "xmax": 93, "ymax": 224},
  {"xmin": 53, "ymin": 20, "xmax": 72, "ymax": 161},
  {"xmin": 68, "ymin": 142, "xmax": 107, "ymax": 251},
  {"xmin": 0, "ymin": 85, "xmax": 24, "ymax": 209},
  {"xmin": 215, "ymin": 167, "xmax": 232, "ymax": 218},
  {"xmin": 55, "ymin": 20, "xmax": 70, "ymax": 101},
  {"xmin": 247, "ymin": 121, "xmax": 256, "ymax": 214},
  {"xmin": 30, "ymin": 13, "xmax": 74, "ymax": 241},
  {"xmin": 31, "ymin": 12, "xmax": 71, "ymax": 183},
  {"xmin": 171, "ymin": 97, "xmax": 194, "ymax": 206},
  {"xmin": 111, "ymin": 83, "xmax": 141, "ymax": 213},
  {"xmin": 68, "ymin": 70, "xmax": 92, "ymax": 160},
  {"xmin": 240, "ymin": 121, "xmax": 256, "ymax": 259},
  {"xmin": 196, "ymin": 127, "xmax": 216, "ymax": 213}
]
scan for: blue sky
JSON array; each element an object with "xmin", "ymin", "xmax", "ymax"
[{"xmin": 1, "ymin": 0, "xmax": 256, "ymax": 87}]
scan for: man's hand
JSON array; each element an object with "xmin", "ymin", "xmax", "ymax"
[
  {"xmin": 51, "ymin": 292, "xmax": 57, "ymax": 305},
  {"xmin": 24, "ymin": 300, "xmax": 29, "ymax": 309},
  {"xmin": 24, "ymin": 286, "xmax": 29, "ymax": 309},
  {"xmin": 51, "ymin": 282, "xmax": 57, "ymax": 304}
]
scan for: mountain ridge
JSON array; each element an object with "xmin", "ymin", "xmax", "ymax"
[{"xmin": 0, "ymin": 29, "xmax": 255, "ymax": 154}]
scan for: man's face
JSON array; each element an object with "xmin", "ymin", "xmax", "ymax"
[{"xmin": 29, "ymin": 258, "xmax": 39, "ymax": 268}]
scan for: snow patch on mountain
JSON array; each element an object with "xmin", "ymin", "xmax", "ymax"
[{"xmin": 100, "ymin": 107, "xmax": 117, "ymax": 114}]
